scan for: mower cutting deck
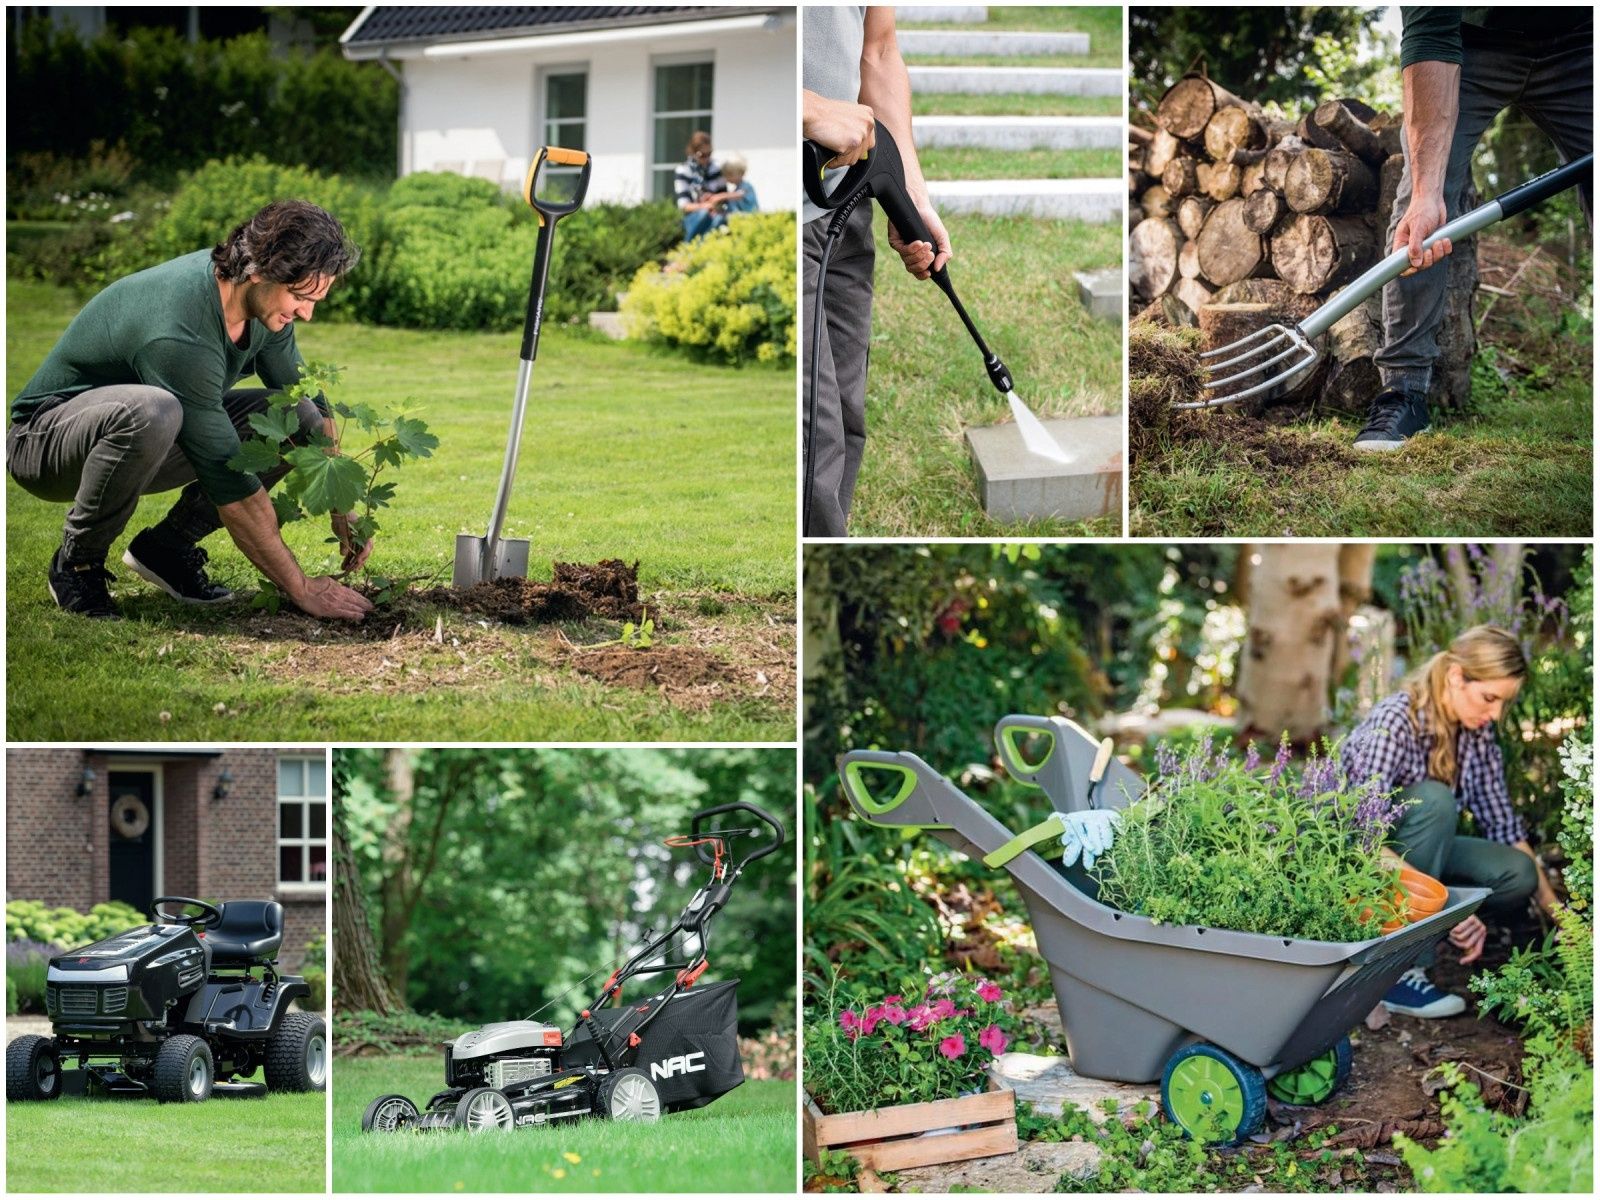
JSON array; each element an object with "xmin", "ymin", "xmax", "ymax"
[{"xmin": 360, "ymin": 801, "xmax": 784, "ymax": 1133}]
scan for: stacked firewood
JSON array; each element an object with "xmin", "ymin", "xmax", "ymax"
[{"xmin": 1129, "ymin": 74, "xmax": 1477, "ymax": 413}]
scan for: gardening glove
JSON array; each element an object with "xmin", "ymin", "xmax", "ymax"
[{"xmin": 1059, "ymin": 809, "xmax": 1120, "ymax": 870}]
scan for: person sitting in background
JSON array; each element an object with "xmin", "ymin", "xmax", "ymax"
[
  {"xmin": 1340, "ymin": 624, "xmax": 1555, "ymax": 1018},
  {"xmin": 716, "ymin": 153, "xmax": 760, "ymax": 216},
  {"xmin": 675, "ymin": 130, "xmax": 728, "ymax": 241}
]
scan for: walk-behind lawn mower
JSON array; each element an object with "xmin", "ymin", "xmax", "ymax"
[
  {"xmin": 361, "ymin": 801, "xmax": 785, "ymax": 1134},
  {"xmin": 6, "ymin": 897, "xmax": 325, "ymax": 1104}
]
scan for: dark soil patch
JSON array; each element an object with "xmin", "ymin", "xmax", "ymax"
[
  {"xmin": 568, "ymin": 643, "xmax": 733, "ymax": 693},
  {"xmin": 420, "ymin": 559, "xmax": 643, "ymax": 624}
]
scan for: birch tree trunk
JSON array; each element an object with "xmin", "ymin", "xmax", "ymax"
[{"xmin": 1234, "ymin": 544, "xmax": 1345, "ymax": 742}]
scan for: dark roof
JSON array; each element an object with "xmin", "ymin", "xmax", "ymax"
[{"xmin": 342, "ymin": 6, "xmax": 782, "ymax": 51}]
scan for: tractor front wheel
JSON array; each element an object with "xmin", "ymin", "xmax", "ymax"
[
  {"xmin": 265, "ymin": 1011, "xmax": 328, "ymax": 1093},
  {"xmin": 153, "ymin": 1035, "xmax": 214, "ymax": 1103},
  {"xmin": 6, "ymin": 1036, "xmax": 63, "ymax": 1102}
]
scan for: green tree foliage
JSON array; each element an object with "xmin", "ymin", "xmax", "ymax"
[
  {"xmin": 337, "ymin": 749, "xmax": 794, "ymax": 1035},
  {"xmin": 1129, "ymin": 6, "xmax": 1386, "ymax": 111}
]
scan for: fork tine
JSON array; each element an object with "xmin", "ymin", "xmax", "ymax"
[
  {"xmin": 1198, "ymin": 325, "xmax": 1283, "ymax": 360},
  {"xmin": 1177, "ymin": 342, "xmax": 1319, "ymax": 409},
  {"xmin": 1204, "ymin": 341, "xmax": 1310, "ymax": 390},
  {"xmin": 1200, "ymin": 330, "xmax": 1293, "ymax": 376}
]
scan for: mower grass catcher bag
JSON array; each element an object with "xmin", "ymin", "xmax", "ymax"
[{"xmin": 570, "ymin": 978, "xmax": 744, "ymax": 1111}]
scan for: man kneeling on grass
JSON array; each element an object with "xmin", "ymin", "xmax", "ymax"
[{"xmin": 8, "ymin": 200, "xmax": 374, "ymax": 621}]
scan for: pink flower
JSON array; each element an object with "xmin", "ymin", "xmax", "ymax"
[
  {"xmin": 976, "ymin": 980, "xmax": 1003, "ymax": 1003},
  {"xmin": 883, "ymin": 1002, "xmax": 907, "ymax": 1025},
  {"xmin": 906, "ymin": 1004, "xmax": 935, "ymax": 1033},
  {"xmin": 839, "ymin": 1010, "xmax": 858, "ymax": 1032},
  {"xmin": 938, "ymin": 1034, "xmax": 966, "ymax": 1060},
  {"xmin": 979, "ymin": 1024, "xmax": 1008, "ymax": 1055},
  {"xmin": 860, "ymin": 1012, "xmax": 881, "ymax": 1036},
  {"xmin": 883, "ymin": 995, "xmax": 902, "ymax": 1005},
  {"xmin": 930, "ymin": 998, "xmax": 956, "ymax": 1020}
]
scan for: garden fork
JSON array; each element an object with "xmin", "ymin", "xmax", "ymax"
[{"xmin": 1183, "ymin": 153, "xmax": 1593, "ymax": 410}]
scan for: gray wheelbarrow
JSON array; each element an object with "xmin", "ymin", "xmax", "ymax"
[{"xmin": 838, "ymin": 723, "xmax": 1489, "ymax": 1145}]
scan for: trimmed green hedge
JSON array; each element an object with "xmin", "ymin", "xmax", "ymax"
[{"xmin": 6, "ymin": 899, "xmax": 146, "ymax": 948}]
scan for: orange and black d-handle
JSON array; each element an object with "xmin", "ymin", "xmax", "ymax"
[{"xmin": 518, "ymin": 146, "xmax": 592, "ymax": 362}]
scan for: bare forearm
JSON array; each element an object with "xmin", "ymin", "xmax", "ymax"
[
  {"xmin": 858, "ymin": 10, "xmax": 927, "ymax": 201},
  {"xmin": 218, "ymin": 488, "xmax": 308, "ymax": 601},
  {"xmin": 1402, "ymin": 61, "xmax": 1460, "ymax": 200}
]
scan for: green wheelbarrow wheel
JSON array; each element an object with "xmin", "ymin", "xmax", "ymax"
[
  {"xmin": 1160, "ymin": 1042, "xmax": 1268, "ymax": 1145},
  {"xmin": 1267, "ymin": 1035, "xmax": 1354, "ymax": 1106}
]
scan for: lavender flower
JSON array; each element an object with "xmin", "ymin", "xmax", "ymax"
[
  {"xmin": 1243, "ymin": 743, "xmax": 1261, "ymax": 772},
  {"xmin": 1268, "ymin": 736, "xmax": 1291, "ymax": 785},
  {"xmin": 1349, "ymin": 777, "xmax": 1410, "ymax": 852},
  {"xmin": 1156, "ymin": 743, "xmax": 1180, "ymax": 778}
]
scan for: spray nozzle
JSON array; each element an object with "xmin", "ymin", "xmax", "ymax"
[{"xmin": 984, "ymin": 355, "xmax": 1014, "ymax": 395}]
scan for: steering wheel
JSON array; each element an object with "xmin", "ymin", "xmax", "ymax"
[{"xmin": 151, "ymin": 896, "xmax": 223, "ymax": 929}]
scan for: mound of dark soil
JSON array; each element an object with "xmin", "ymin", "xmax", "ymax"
[
  {"xmin": 421, "ymin": 559, "xmax": 642, "ymax": 625},
  {"xmin": 570, "ymin": 644, "xmax": 733, "ymax": 691}
]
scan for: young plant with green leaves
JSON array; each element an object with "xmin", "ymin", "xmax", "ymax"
[{"xmin": 227, "ymin": 359, "xmax": 438, "ymax": 608}]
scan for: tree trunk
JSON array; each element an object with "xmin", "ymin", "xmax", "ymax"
[
  {"xmin": 1285, "ymin": 148, "xmax": 1377, "ymax": 214},
  {"xmin": 1129, "ymin": 217, "xmax": 1182, "ymax": 300},
  {"xmin": 1308, "ymin": 100, "xmax": 1387, "ymax": 164},
  {"xmin": 802, "ymin": 553, "xmax": 841, "ymax": 729},
  {"xmin": 1332, "ymin": 545, "xmax": 1377, "ymax": 681},
  {"xmin": 377, "ymin": 749, "xmax": 415, "ymax": 1002},
  {"xmin": 1297, "ymin": 97, "xmax": 1378, "ymax": 152},
  {"xmin": 1141, "ymin": 183, "xmax": 1174, "ymax": 220},
  {"xmin": 332, "ymin": 780, "xmax": 403, "ymax": 1016},
  {"xmin": 1271, "ymin": 213, "xmax": 1376, "ymax": 293},
  {"xmin": 1235, "ymin": 544, "xmax": 1345, "ymax": 743},
  {"xmin": 1370, "ymin": 111, "xmax": 1404, "ymax": 158},
  {"xmin": 1177, "ymin": 194, "xmax": 1215, "ymax": 240},
  {"xmin": 1172, "ymin": 276, "xmax": 1214, "ymax": 316},
  {"xmin": 1195, "ymin": 197, "xmax": 1269, "ymax": 286},
  {"xmin": 1240, "ymin": 159, "xmax": 1267, "ymax": 197},
  {"xmin": 1376, "ymin": 153, "xmax": 1405, "ymax": 245},
  {"xmin": 1434, "ymin": 225, "xmax": 1479, "ymax": 412},
  {"xmin": 1198, "ymin": 159, "xmax": 1242, "ymax": 202},
  {"xmin": 1262, "ymin": 142, "xmax": 1303, "ymax": 194},
  {"xmin": 1145, "ymin": 128, "xmax": 1181, "ymax": 179},
  {"xmin": 1243, "ymin": 187, "xmax": 1286, "ymax": 234},
  {"xmin": 1162, "ymin": 154, "xmax": 1200, "ymax": 198},
  {"xmin": 1178, "ymin": 238, "xmax": 1203, "ymax": 280},
  {"xmin": 1157, "ymin": 74, "xmax": 1250, "ymax": 141},
  {"xmin": 1320, "ymin": 294, "xmax": 1383, "ymax": 416}
]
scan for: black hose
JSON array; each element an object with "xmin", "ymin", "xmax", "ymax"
[{"xmin": 802, "ymin": 187, "xmax": 868, "ymax": 538}]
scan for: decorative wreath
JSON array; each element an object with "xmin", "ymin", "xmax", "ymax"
[{"xmin": 110, "ymin": 794, "xmax": 150, "ymax": 840}]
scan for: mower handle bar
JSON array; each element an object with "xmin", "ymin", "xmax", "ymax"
[{"xmin": 689, "ymin": 801, "xmax": 785, "ymax": 871}]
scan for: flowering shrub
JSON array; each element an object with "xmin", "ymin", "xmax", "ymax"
[
  {"xmin": 804, "ymin": 971, "xmax": 1014, "ymax": 1113},
  {"xmin": 1092, "ymin": 734, "xmax": 1407, "ymax": 942},
  {"xmin": 6, "ymin": 939, "xmax": 55, "ymax": 1013},
  {"xmin": 6, "ymin": 899, "xmax": 144, "ymax": 948}
]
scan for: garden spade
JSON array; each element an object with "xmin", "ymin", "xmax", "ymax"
[{"xmin": 454, "ymin": 146, "xmax": 593, "ymax": 588}]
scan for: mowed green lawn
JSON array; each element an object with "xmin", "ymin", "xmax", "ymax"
[
  {"xmin": 6, "ymin": 277, "xmax": 796, "ymax": 741},
  {"xmin": 332, "ymin": 1056, "xmax": 794, "ymax": 1193},
  {"xmin": 6, "ymin": 1074, "xmax": 324, "ymax": 1192},
  {"xmin": 846, "ymin": 212, "xmax": 1123, "ymax": 536}
]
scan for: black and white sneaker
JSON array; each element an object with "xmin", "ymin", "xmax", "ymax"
[
  {"xmin": 1353, "ymin": 388, "xmax": 1430, "ymax": 452},
  {"xmin": 122, "ymin": 530, "xmax": 234, "ymax": 604},
  {"xmin": 48, "ymin": 549, "xmax": 119, "ymax": 619}
]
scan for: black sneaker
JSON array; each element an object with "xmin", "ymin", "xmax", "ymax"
[
  {"xmin": 48, "ymin": 549, "xmax": 119, "ymax": 619},
  {"xmin": 122, "ymin": 530, "xmax": 234, "ymax": 604},
  {"xmin": 1353, "ymin": 388, "xmax": 1430, "ymax": 452}
]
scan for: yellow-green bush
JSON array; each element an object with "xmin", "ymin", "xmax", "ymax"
[
  {"xmin": 621, "ymin": 212, "xmax": 796, "ymax": 365},
  {"xmin": 6, "ymin": 899, "xmax": 146, "ymax": 948}
]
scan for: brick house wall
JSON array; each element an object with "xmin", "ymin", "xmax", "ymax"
[{"xmin": 6, "ymin": 747, "xmax": 326, "ymax": 970}]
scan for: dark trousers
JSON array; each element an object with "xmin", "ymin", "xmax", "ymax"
[
  {"xmin": 803, "ymin": 202, "xmax": 875, "ymax": 537},
  {"xmin": 7, "ymin": 385, "xmax": 322, "ymax": 563},
  {"xmin": 1378, "ymin": 40, "xmax": 1593, "ymax": 394}
]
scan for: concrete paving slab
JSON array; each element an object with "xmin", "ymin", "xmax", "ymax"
[
  {"xmin": 926, "ymin": 178, "xmax": 1123, "ymax": 222},
  {"xmin": 966, "ymin": 415, "xmax": 1123, "ymax": 523},
  {"xmin": 1074, "ymin": 267, "xmax": 1123, "ymax": 321},
  {"xmin": 896, "ymin": 5, "xmax": 988, "ymax": 22},
  {"xmin": 899, "ymin": 29, "xmax": 1090, "ymax": 56},
  {"xmin": 990, "ymin": 1052, "xmax": 1163, "ymax": 1128},
  {"xmin": 909, "ymin": 65, "xmax": 1123, "ymax": 95},
  {"xmin": 913, "ymin": 114, "xmax": 1122, "ymax": 150}
]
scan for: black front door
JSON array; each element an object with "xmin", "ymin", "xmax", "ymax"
[{"xmin": 107, "ymin": 772, "xmax": 157, "ymax": 913}]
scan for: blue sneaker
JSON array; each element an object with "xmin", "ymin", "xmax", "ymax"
[{"xmin": 1382, "ymin": 967, "xmax": 1466, "ymax": 1018}]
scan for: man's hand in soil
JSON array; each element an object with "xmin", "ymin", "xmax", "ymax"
[
  {"xmin": 331, "ymin": 511, "xmax": 372, "ymax": 573},
  {"xmin": 293, "ymin": 575, "xmax": 373, "ymax": 622},
  {"xmin": 803, "ymin": 91, "xmax": 876, "ymax": 167},
  {"xmin": 887, "ymin": 200, "xmax": 952, "ymax": 281},
  {"xmin": 1447, "ymin": 914, "xmax": 1487, "ymax": 965}
]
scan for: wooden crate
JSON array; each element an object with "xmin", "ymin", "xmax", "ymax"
[{"xmin": 803, "ymin": 1086, "xmax": 1017, "ymax": 1172}]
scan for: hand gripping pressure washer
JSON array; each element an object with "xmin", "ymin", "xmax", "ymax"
[
  {"xmin": 801, "ymin": 121, "xmax": 1067, "ymax": 535},
  {"xmin": 454, "ymin": 147, "xmax": 593, "ymax": 587},
  {"xmin": 360, "ymin": 801, "xmax": 785, "ymax": 1133}
]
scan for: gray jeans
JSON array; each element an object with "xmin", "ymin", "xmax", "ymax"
[
  {"xmin": 1379, "ymin": 40, "xmax": 1593, "ymax": 394},
  {"xmin": 1386, "ymin": 779, "xmax": 1538, "ymax": 968},
  {"xmin": 7, "ymin": 385, "xmax": 322, "ymax": 563},
  {"xmin": 803, "ymin": 202, "xmax": 875, "ymax": 537}
]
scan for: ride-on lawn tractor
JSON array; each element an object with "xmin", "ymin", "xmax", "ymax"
[
  {"xmin": 360, "ymin": 801, "xmax": 785, "ymax": 1133},
  {"xmin": 5, "ymin": 897, "xmax": 325, "ymax": 1104}
]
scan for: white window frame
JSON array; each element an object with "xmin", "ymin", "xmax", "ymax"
[
  {"xmin": 649, "ymin": 53, "xmax": 716, "ymax": 201},
  {"xmin": 276, "ymin": 754, "xmax": 328, "ymax": 895},
  {"xmin": 538, "ymin": 63, "xmax": 589, "ymax": 155}
]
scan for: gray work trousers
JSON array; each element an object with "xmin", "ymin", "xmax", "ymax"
[
  {"xmin": 803, "ymin": 203, "xmax": 875, "ymax": 537},
  {"xmin": 7, "ymin": 385, "xmax": 322, "ymax": 564},
  {"xmin": 1379, "ymin": 40, "xmax": 1593, "ymax": 394}
]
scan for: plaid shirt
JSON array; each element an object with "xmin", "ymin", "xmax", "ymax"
[
  {"xmin": 1340, "ymin": 691, "xmax": 1526, "ymax": 844},
  {"xmin": 673, "ymin": 156, "xmax": 725, "ymax": 211}
]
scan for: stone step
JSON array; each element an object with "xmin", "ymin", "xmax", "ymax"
[
  {"xmin": 966, "ymin": 415, "xmax": 1123, "ymax": 524},
  {"xmin": 927, "ymin": 177, "xmax": 1123, "ymax": 222},
  {"xmin": 909, "ymin": 65, "xmax": 1122, "ymax": 96},
  {"xmin": 1074, "ymin": 267, "xmax": 1123, "ymax": 322},
  {"xmin": 588, "ymin": 311, "xmax": 626, "ymax": 340},
  {"xmin": 895, "ymin": 5, "xmax": 988, "ymax": 22},
  {"xmin": 913, "ymin": 114, "xmax": 1121, "ymax": 151},
  {"xmin": 898, "ymin": 29, "xmax": 1089, "ymax": 56}
]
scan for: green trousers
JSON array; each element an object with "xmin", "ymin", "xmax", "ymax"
[{"xmin": 1386, "ymin": 780, "xmax": 1538, "ymax": 968}]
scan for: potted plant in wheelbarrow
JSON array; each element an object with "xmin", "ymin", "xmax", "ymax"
[{"xmin": 803, "ymin": 971, "xmax": 1019, "ymax": 1172}]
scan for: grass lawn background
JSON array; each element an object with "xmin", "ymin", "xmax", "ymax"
[
  {"xmin": 333, "ymin": 1056, "xmax": 793, "ymax": 1193},
  {"xmin": 6, "ymin": 277, "xmax": 796, "ymax": 741}
]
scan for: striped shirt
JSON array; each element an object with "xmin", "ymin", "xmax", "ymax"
[
  {"xmin": 674, "ymin": 156, "xmax": 725, "ymax": 211},
  {"xmin": 1340, "ymin": 691, "xmax": 1526, "ymax": 844}
]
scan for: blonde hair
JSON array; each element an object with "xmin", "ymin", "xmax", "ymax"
[
  {"xmin": 1401, "ymin": 624, "xmax": 1527, "ymax": 786},
  {"xmin": 720, "ymin": 152, "xmax": 747, "ymax": 177}
]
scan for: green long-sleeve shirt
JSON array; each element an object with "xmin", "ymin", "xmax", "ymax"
[
  {"xmin": 1401, "ymin": 7, "xmax": 1593, "ymax": 68},
  {"xmin": 11, "ymin": 249, "xmax": 320, "ymax": 505}
]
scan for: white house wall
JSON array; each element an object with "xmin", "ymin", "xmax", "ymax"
[{"xmin": 398, "ymin": 23, "xmax": 796, "ymax": 209}]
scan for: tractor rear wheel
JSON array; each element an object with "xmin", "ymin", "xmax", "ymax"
[
  {"xmin": 265, "ymin": 1011, "xmax": 327, "ymax": 1093},
  {"xmin": 6, "ymin": 1036, "xmax": 62, "ymax": 1102}
]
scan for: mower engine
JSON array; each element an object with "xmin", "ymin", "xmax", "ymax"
[{"xmin": 445, "ymin": 1021, "xmax": 564, "ymax": 1090}]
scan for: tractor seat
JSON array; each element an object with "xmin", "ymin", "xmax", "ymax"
[{"xmin": 207, "ymin": 901, "xmax": 285, "ymax": 964}]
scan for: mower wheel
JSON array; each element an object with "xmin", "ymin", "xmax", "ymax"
[
  {"xmin": 455, "ymin": 1086, "xmax": 516, "ymax": 1132},
  {"xmin": 265, "ymin": 1011, "xmax": 328, "ymax": 1093},
  {"xmin": 153, "ymin": 1035, "xmax": 214, "ymax": 1103},
  {"xmin": 6, "ymin": 1035, "xmax": 63, "ymax": 1102},
  {"xmin": 362, "ymin": 1093, "xmax": 420, "ymax": 1133},
  {"xmin": 596, "ymin": 1068, "xmax": 662, "ymax": 1122}
]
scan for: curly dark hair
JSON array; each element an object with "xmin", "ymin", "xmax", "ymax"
[{"xmin": 211, "ymin": 200, "xmax": 359, "ymax": 285}]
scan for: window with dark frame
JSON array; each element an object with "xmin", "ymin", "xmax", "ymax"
[{"xmin": 651, "ymin": 59, "xmax": 714, "ymax": 200}]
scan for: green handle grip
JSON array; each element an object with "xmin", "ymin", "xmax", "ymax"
[
  {"xmin": 995, "ymin": 716, "xmax": 1057, "ymax": 784},
  {"xmin": 841, "ymin": 758, "xmax": 917, "ymax": 816}
]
